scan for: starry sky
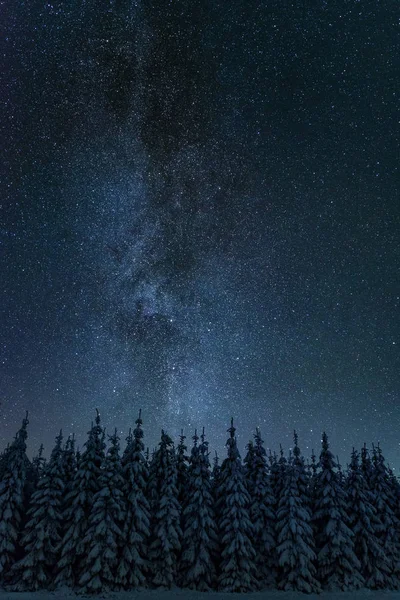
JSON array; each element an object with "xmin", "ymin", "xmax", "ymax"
[{"xmin": 2, "ymin": 0, "xmax": 399, "ymax": 467}]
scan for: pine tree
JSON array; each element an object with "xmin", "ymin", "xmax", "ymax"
[
  {"xmin": 180, "ymin": 429, "xmax": 218, "ymax": 590},
  {"xmin": 270, "ymin": 447, "xmax": 287, "ymax": 513},
  {"xmin": 79, "ymin": 430, "xmax": 126, "ymax": 592},
  {"xmin": 25, "ymin": 444, "xmax": 45, "ymax": 501},
  {"xmin": 243, "ymin": 439, "xmax": 255, "ymax": 480},
  {"xmin": 0, "ymin": 413, "xmax": 29, "ymax": 581},
  {"xmin": 147, "ymin": 447, "xmax": 159, "ymax": 515},
  {"xmin": 370, "ymin": 445, "xmax": 400, "ymax": 588},
  {"xmin": 0, "ymin": 444, "xmax": 11, "ymax": 483},
  {"xmin": 11, "ymin": 431, "xmax": 65, "ymax": 590},
  {"xmin": 346, "ymin": 448, "xmax": 391, "ymax": 589},
  {"xmin": 361, "ymin": 443, "xmax": 375, "ymax": 487},
  {"xmin": 117, "ymin": 410, "xmax": 150, "ymax": 589},
  {"xmin": 176, "ymin": 429, "xmax": 189, "ymax": 508},
  {"xmin": 211, "ymin": 450, "xmax": 222, "ymax": 577},
  {"xmin": 217, "ymin": 419, "xmax": 256, "ymax": 592},
  {"xmin": 31, "ymin": 444, "xmax": 46, "ymax": 483},
  {"xmin": 314, "ymin": 432, "xmax": 363, "ymax": 590},
  {"xmin": 149, "ymin": 431, "xmax": 181, "ymax": 588},
  {"xmin": 62, "ymin": 435, "xmax": 77, "ymax": 493},
  {"xmin": 55, "ymin": 410, "xmax": 105, "ymax": 587},
  {"xmin": 275, "ymin": 431, "xmax": 320, "ymax": 593},
  {"xmin": 244, "ymin": 428, "xmax": 276, "ymax": 587}
]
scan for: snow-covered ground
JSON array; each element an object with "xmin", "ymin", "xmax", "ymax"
[{"xmin": 1, "ymin": 589, "xmax": 400, "ymax": 600}]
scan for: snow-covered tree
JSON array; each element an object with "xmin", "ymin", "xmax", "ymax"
[
  {"xmin": 243, "ymin": 439, "xmax": 255, "ymax": 479},
  {"xmin": 370, "ymin": 445, "xmax": 400, "ymax": 588},
  {"xmin": 180, "ymin": 429, "xmax": 218, "ymax": 590},
  {"xmin": 147, "ymin": 447, "xmax": 159, "ymax": 514},
  {"xmin": 275, "ymin": 431, "xmax": 320, "ymax": 593},
  {"xmin": 0, "ymin": 413, "xmax": 29, "ymax": 581},
  {"xmin": 55, "ymin": 410, "xmax": 105, "ymax": 587},
  {"xmin": 149, "ymin": 431, "xmax": 181, "ymax": 588},
  {"xmin": 244, "ymin": 428, "xmax": 276, "ymax": 587},
  {"xmin": 269, "ymin": 447, "xmax": 287, "ymax": 513},
  {"xmin": 314, "ymin": 432, "xmax": 363, "ymax": 590},
  {"xmin": 11, "ymin": 431, "xmax": 65, "ymax": 590},
  {"xmin": 31, "ymin": 444, "xmax": 46, "ymax": 484},
  {"xmin": 217, "ymin": 419, "xmax": 256, "ymax": 592},
  {"xmin": 176, "ymin": 429, "xmax": 189, "ymax": 508},
  {"xmin": 346, "ymin": 448, "xmax": 391, "ymax": 589},
  {"xmin": 62, "ymin": 435, "xmax": 77, "ymax": 493},
  {"xmin": 0, "ymin": 444, "xmax": 11, "ymax": 483},
  {"xmin": 117, "ymin": 410, "xmax": 150, "ymax": 589},
  {"xmin": 78, "ymin": 430, "xmax": 126, "ymax": 593}
]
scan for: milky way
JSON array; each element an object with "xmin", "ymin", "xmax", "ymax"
[{"xmin": 2, "ymin": 0, "xmax": 399, "ymax": 466}]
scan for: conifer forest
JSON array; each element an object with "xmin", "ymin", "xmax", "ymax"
[{"xmin": 0, "ymin": 412, "xmax": 399, "ymax": 595}]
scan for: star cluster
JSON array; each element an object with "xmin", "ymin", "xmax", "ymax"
[{"xmin": 1, "ymin": 0, "xmax": 399, "ymax": 466}]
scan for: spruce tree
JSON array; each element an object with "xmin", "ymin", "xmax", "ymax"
[
  {"xmin": 78, "ymin": 430, "xmax": 126, "ymax": 593},
  {"xmin": 180, "ymin": 429, "xmax": 218, "ymax": 590},
  {"xmin": 211, "ymin": 450, "xmax": 222, "ymax": 577},
  {"xmin": 0, "ymin": 413, "xmax": 29, "ymax": 581},
  {"xmin": 149, "ymin": 431, "xmax": 181, "ymax": 588},
  {"xmin": 276, "ymin": 431, "xmax": 320, "ymax": 593},
  {"xmin": 270, "ymin": 447, "xmax": 287, "ymax": 514},
  {"xmin": 217, "ymin": 419, "xmax": 256, "ymax": 592},
  {"xmin": 11, "ymin": 431, "xmax": 65, "ymax": 591},
  {"xmin": 147, "ymin": 447, "xmax": 159, "ymax": 515},
  {"xmin": 370, "ymin": 445, "xmax": 400, "ymax": 588},
  {"xmin": 346, "ymin": 448, "xmax": 391, "ymax": 589},
  {"xmin": 245, "ymin": 428, "xmax": 276, "ymax": 587},
  {"xmin": 0, "ymin": 444, "xmax": 11, "ymax": 483},
  {"xmin": 117, "ymin": 410, "xmax": 150, "ymax": 589},
  {"xmin": 31, "ymin": 444, "xmax": 46, "ymax": 483},
  {"xmin": 243, "ymin": 440, "xmax": 255, "ymax": 480},
  {"xmin": 176, "ymin": 430, "xmax": 189, "ymax": 504},
  {"xmin": 55, "ymin": 410, "xmax": 105, "ymax": 587},
  {"xmin": 62, "ymin": 435, "xmax": 77, "ymax": 493},
  {"xmin": 314, "ymin": 432, "xmax": 363, "ymax": 590}
]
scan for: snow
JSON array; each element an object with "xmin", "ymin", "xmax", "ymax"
[{"xmin": 1, "ymin": 588, "xmax": 400, "ymax": 600}]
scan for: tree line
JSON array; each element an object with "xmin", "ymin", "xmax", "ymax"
[{"xmin": 0, "ymin": 410, "xmax": 399, "ymax": 594}]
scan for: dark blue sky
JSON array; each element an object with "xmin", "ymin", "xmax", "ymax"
[{"xmin": 1, "ymin": 0, "xmax": 399, "ymax": 467}]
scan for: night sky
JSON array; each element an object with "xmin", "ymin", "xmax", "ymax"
[{"xmin": 2, "ymin": 0, "xmax": 399, "ymax": 467}]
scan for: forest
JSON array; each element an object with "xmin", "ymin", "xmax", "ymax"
[{"xmin": 0, "ymin": 411, "xmax": 399, "ymax": 594}]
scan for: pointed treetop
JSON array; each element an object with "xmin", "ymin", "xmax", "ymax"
[
  {"xmin": 136, "ymin": 409, "xmax": 142, "ymax": 426},
  {"xmin": 179, "ymin": 429, "xmax": 186, "ymax": 446},
  {"xmin": 201, "ymin": 426, "xmax": 206, "ymax": 444},
  {"xmin": 193, "ymin": 429, "xmax": 199, "ymax": 446},
  {"xmin": 95, "ymin": 408, "xmax": 100, "ymax": 425},
  {"xmin": 293, "ymin": 430, "xmax": 299, "ymax": 448},
  {"xmin": 227, "ymin": 417, "xmax": 235, "ymax": 437}
]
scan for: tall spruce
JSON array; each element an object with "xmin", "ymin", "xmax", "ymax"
[
  {"xmin": 217, "ymin": 419, "xmax": 256, "ymax": 592},
  {"xmin": 149, "ymin": 431, "xmax": 181, "ymax": 588},
  {"xmin": 180, "ymin": 429, "xmax": 217, "ymax": 590},
  {"xmin": 346, "ymin": 448, "xmax": 391, "ymax": 589},
  {"xmin": 176, "ymin": 429, "xmax": 189, "ymax": 509},
  {"xmin": 62, "ymin": 435, "xmax": 77, "ymax": 492},
  {"xmin": 117, "ymin": 410, "xmax": 150, "ymax": 589},
  {"xmin": 245, "ymin": 428, "xmax": 276, "ymax": 587},
  {"xmin": 79, "ymin": 430, "xmax": 126, "ymax": 592},
  {"xmin": 370, "ymin": 445, "xmax": 400, "ymax": 588},
  {"xmin": 11, "ymin": 431, "xmax": 65, "ymax": 590},
  {"xmin": 0, "ymin": 413, "xmax": 29, "ymax": 581},
  {"xmin": 31, "ymin": 444, "xmax": 46, "ymax": 484},
  {"xmin": 314, "ymin": 432, "xmax": 363, "ymax": 590},
  {"xmin": 276, "ymin": 431, "xmax": 320, "ymax": 593},
  {"xmin": 55, "ymin": 410, "xmax": 105, "ymax": 587}
]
